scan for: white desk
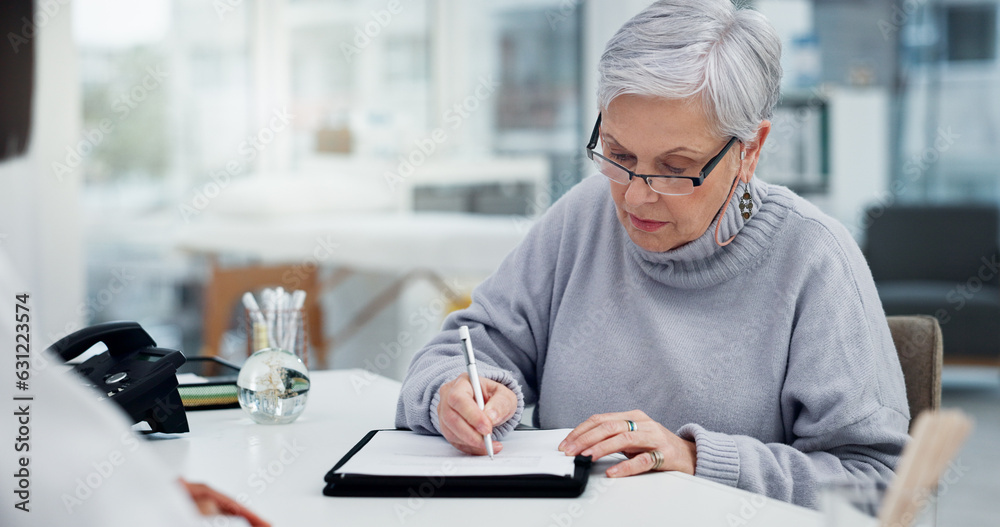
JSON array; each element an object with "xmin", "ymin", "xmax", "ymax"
[
  {"xmin": 174, "ymin": 212, "xmax": 533, "ymax": 277},
  {"xmin": 148, "ymin": 370, "xmax": 823, "ymax": 526}
]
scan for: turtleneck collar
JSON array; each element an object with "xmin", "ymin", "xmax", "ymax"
[{"xmin": 623, "ymin": 178, "xmax": 792, "ymax": 289}]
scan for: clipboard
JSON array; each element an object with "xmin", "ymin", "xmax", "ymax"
[{"xmin": 322, "ymin": 429, "xmax": 593, "ymax": 498}]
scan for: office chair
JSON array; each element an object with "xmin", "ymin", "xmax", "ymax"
[{"xmin": 886, "ymin": 315, "xmax": 943, "ymax": 431}]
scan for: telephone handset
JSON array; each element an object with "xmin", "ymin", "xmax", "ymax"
[{"xmin": 48, "ymin": 321, "xmax": 189, "ymax": 434}]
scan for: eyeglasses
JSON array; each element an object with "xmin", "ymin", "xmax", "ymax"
[{"xmin": 585, "ymin": 113, "xmax": 740, "ymax": 196}]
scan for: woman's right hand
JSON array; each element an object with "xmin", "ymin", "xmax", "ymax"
[{"xmin": 437, "ymin": 373, "xmax": 518, "ymax": 455}]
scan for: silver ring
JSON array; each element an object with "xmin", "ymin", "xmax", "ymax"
[
  {"xmin": 649, "ymin": 450, "xmax": 664, "ymax": 471},
  {"xmin": 625, "ymin": 420, "xmax": 637, "ymax": 432}
]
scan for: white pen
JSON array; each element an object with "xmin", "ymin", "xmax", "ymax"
[
  {"xmin": 261, "ymin": 288, "xmax": 277, "ymax": 349},
  {"xmin": 286, "ymin": 290, "xmax": 307, "ymax": 352},
  {"xmin": 275, "ymin": 287, "xmax": 286, "ymax": 350},
  {"xmin": 242, "ymin": 292, "xmax": 269, "ymax": 351},
  {"xmin": 459, "ymin": 325, "xmax": 494, "ymax": 460},
  {"xmin": 241, "ymin": 292, "xmax": 265, "ymax": 324}
]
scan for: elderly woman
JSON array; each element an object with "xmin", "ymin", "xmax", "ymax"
[{"xmin": 396, "ymin": 0, "xmax": 909, "ymax": 508}]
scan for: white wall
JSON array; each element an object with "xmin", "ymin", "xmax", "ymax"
[
  {"xmin": 582, "ymin": 0, "xmax": 650, "ymax": 118},
  {"xmin": 0, "ymin": 1, "xmax": 84, "ymax": 346},
  {"xmin": 809, "ymin": 87, "xmax": 891, "ymax": 241}
]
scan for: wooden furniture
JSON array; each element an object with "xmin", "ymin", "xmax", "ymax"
[{"xmin": 200, "ymin": 259, "xmax": 328, "ymax": 368}]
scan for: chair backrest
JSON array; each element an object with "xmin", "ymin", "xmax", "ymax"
[
  {"xmin": 886, "ymin": 315, "xmax": 943, "ymax": 431},
  {"xmin": 864, "ymin": 204, "xmax": 999, "ymax": 284}
]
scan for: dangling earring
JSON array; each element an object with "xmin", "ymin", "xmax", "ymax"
[{"xmin": 739, "ymin": 179, "xmax": 753, "ymax": 220}]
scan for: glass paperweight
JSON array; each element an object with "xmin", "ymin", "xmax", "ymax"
[{"xmin": 237, "ymin": 347, "xmax": 310, "ymax": 425}]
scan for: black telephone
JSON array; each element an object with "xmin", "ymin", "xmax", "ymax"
[{"xmin": 47, "ymin": 321, "xmax": 190, "ymax": 434}]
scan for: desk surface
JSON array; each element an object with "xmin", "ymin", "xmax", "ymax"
[{"xmin": 149, "ymin": 370, "xmax": 823, "ymax": 527}]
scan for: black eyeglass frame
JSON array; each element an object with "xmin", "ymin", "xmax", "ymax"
[{"xmin": 585, "ymin": 113, "xmax": 741, "ymax": 191}]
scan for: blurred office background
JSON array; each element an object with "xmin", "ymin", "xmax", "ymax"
[{"xmin": 0, "ymin": 0, "xmax": 998, "ymax": 522}]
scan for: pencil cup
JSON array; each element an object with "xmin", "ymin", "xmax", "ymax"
[
  {"xmin": 820, "ymin": 481, "xmax": 935, "ymax": 527},
  {"xmin": 237, "ymin": 308, "xmax": 310, "ymax": 425}
]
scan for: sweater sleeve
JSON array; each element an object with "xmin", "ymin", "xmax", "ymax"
[
  {"xmin": 678, "ymin": 218, "xmax": 911, "ymax": 509},
  {"xmin": 394, "ymin": 188, "xmax": 575, "ymax": 437}
]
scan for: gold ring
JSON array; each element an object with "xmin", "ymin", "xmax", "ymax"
[
  {"xmin": 649, "ymin": 450, "xmax": 664, "ymax": 471},
  {"xmin": 625, "ymin": 420, "xmax": 637, "ymax": 432}
]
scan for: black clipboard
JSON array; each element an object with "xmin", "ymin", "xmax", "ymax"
[{"xmin": 323, "ymin": 429, "xmax": 592, "ymax": 498}]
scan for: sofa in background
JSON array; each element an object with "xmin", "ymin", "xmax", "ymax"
[{"xmin": 864, "ymin": 204, "xmax": 1000, "ymax": 365}]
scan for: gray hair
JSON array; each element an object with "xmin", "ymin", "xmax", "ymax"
[{"xmin": 598, "ymin": 0, "xmax": 782, "ymax": 144}]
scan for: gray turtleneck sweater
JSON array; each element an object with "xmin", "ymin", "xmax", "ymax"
[{"xmin": 395, "ymin": 175, "xmax": 910, "ymax": 508}]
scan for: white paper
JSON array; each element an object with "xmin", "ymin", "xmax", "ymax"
[
  {"xmin": 336, "ymin": 429, "xmax": 576, "ymax": 478},
  {"xmin": 176, "ymin": 372, "xmax": 209, "ymax": 384}
]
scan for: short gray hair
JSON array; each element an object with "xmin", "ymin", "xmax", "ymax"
[{"xmin": 598, "ymin": 0, "xmax": 782, "ymax": 143}]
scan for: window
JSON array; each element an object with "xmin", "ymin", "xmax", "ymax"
[
  {"xmin": 946, "ymin": 4, "xmax": 997, "ymax": 62},
  {"xmin": 73, "ymin": 0, "xmax": 586, "ymax": 346}
]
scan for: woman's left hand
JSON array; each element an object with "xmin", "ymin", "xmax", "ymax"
[{"xmin": 558, "ymin": 410, "xmax": 698, "ymax": 478}]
